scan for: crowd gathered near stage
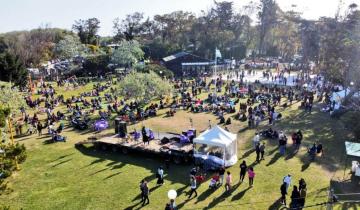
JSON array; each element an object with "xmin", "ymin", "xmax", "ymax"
[{"xmin": 11, "ymin": 65, "xmax": 341, "ymax": 210}]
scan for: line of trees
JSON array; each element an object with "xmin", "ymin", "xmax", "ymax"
[{"xmin": 0, "ymin": 1, "xmax": 359, "ymax": 94}]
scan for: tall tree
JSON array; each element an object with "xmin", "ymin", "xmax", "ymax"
[
  {"xmin": 113, "ymin": 12, "xmax": 144, "ymax": 41},
  {"xmin": 0, "ymin": 52, "xmax": 27, "ymax": 87},
  {"xmin": 257, "ymin": 0, "xmax": 278, "ymax": 55},
  {"xmin": 72, "ymin": 18, "xmax": 100, "ymax": 45}
]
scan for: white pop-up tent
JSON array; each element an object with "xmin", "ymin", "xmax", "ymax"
[{"xmin": 193, "ymin": 125, "xmax": 238, "ymax": 167}]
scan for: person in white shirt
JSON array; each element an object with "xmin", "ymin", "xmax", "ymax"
[
  {"xmin": 253, "ymin": 133, "xmax": 260, "ymax": 149},
  {"xmin": 157, "ymin": 166, "xmax": 164, "ymax": 185},
  {"xmin": 283, "ymin": 174, "xmax": 292, "ymax": 192}
]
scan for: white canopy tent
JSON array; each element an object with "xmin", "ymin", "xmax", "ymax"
[{"xmin": 193, "ymin": 125, "xmax": 238, "ymax": 167}]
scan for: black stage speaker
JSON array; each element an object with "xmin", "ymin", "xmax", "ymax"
[{"xmin": 115, "ymin": 118, "xmax": 127, "ymax": 137}]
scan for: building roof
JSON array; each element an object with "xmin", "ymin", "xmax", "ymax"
[
  {"xmin": 162, "ymin": 51, "xmax": 212, "ymax": 63},
  {"xmin": 162, "ymin": 52, "xmax": 189, "ymax": 62}
]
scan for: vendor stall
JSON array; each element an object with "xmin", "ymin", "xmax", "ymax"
[{"xmin": 193, "ymin": 125, "xmax": 237, "ymax": 167}]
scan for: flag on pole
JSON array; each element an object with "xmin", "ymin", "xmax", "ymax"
[{"xmin": 215, "ymin": 48, "xmax": 222, "ymax": 59}]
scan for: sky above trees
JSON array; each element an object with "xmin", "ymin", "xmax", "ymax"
[{"xmin": 0, "ymin": 0, "xmax": 357, "ymax": 36}]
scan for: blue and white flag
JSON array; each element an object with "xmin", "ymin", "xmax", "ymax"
[{"xmin": 215, "ymin": 48, "xmax": 222, "ymax": 58}]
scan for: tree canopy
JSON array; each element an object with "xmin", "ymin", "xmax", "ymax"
[
  {"xmin": 117, "ymin": 71, "xmax": 173, "ymax": 103},
  {"xmin": 54, "ymin": 35, "xmax": 85, "ymax": 59},
  {"xmin": 0, "ymin": 52, "xmax": 27, "ymax": 87},
  {"xmin": 0, "ymin": 84, "xmax": 26, "ymax": 115},
  {"xmin": 72, "ymin": 18, "xmax": 100, "ymax": 45},
  {"xmin": 111, "ymin": 40, "xmax": 144, "ymax": 67}
]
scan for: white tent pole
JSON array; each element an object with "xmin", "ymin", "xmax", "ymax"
[{"xmin": 223, "ymin": 146, "xmax": 226, "ymax": 167}]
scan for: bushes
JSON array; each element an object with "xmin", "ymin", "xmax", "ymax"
[
  {"xmin": 0, "ymin": 143, "xmax": 26, "ymax": 193},
  {"xmin": 136, "ymin": 64, "xmax": 174, "ymax": 79}
]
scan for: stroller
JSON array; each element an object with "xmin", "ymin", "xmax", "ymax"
[{"xmin": 209, "ymin": 174, "xmax": 220, "ymax": 189}]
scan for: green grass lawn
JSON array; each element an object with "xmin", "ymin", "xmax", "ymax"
[{"xmin": 0, "ymin": 85, "xmax": 359, "ymax": 210}]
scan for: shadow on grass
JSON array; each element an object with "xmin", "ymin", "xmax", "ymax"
[
  {"xmin": 231, "ymin": 186, "xmax": 250, "ymax": 201},
  {"xmin": 301, "ymin": 161, "xmax": 311, "ymax": 171},
  {"xmin": 267, "ymin": 146, "xmax": 279, "ymax": 156},
  {"xmin": 76, "ymin": 145, "xmax": 191, "ymax": 185},
  {"xmin": 37, "ymin": 135, "xmax": 51, "ymax": 140},
  {"xmin": 176, "ymin": 185, "xmax": 188, "ymax": 197},
  {"xmin": 123, "ymin": 201, "xmax": 142, "ymax": 210},
  {"xmin": 240, "ymin": 149, "xmax": 254, "ymax": 160},
  {"xmin": 50, "ymin": 153, "xmax": 74, "ymax": 162},
  {"xmin": 111, "ymin": 162, "xmax": 126, "ymax": 170},
  {"xmin": 90, "ymin": 168, "xmax": 108, "ymax": 176},
  {"xmin": 204, "ymin": 182, "xmax": 241, "ymax": 209},
  {"xmin": 51, "ymin": 158, "xmax": 72, "ymax": 167},
  {"xmin": 238, "ymin": 127, "xmax": 249, "ymax": 133},
  {"xmin": 195, "ymin": 188, "xmax": 217, "ymax": 204},
  {"xmin": 90, "ymin": 158, "xmax": 106, "ymax": 165},
  {"xmin": 248, "ymin": 160, "xmax": 260, "ymax": 169},
  {"xmin": 103, "ymin": 171, "xmax": 122, "ymax": 180},
  {"xmin": 150, "ymin": 184, "xmax": 161, "ymax": 193},
  {"xmin": 285, "ymin": 149, "xmax": 297, "ymax": 160},
  {"xmin": 268, "ymin": 197, "xmax": 286, "ymax": 210},
  {"xmin": 266, "ymin": 153, "xmax": 282, "ymax": 167}
]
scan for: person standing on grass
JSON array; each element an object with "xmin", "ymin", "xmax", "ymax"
[
  {"xmin": 299, "ymin": 186, "xmax": 307, "ymax": 208},
  {"xmin": 170, "ymin": 199, "xmax": 176, "ymax": 210},
  {"xmin": 157, "ymin": 166, "xmax": 164, "ymax": 185},
  {"xmin": 279, "ymin": 134, "xmax": 287, "ymax": 155},
  {"xmin": 255, "ymin": 143, "xmax": 261, "ymax": 162},
  {"xmin": 248, "ymin": 167, "xmax": 255, "ymax": 187},
  {"xmin": 225, "ymin": 171, "xmax": 232, "ymax": 192},
  {"xmin": 140, "ymin": 179, "xmax": 145, "ymax": 203},
  {"xmin": 142, "ymin": 181, "xmax": 150, "ymax": 206},
  {"xmin": 260, "ymin": 142, "xmax": 266, "ymax": 160},
  {"xmin": 188, "ymin": 176, "xmax": 198, "ymax": 199},
  {"xmin": 290, "ymin": 185, "xmax": 300, "ymax": 208},
  {"xmin": 239, "ymin": 160, "xmax": 247, "ymax": 182},
  {"xmin": 283, "ymin": 174, "xmax": 292, "ymax": 192},
  {"xmin": 219, "ymin": 166, "xmax": 225, "ymax": 185},
  {"xmin": 37, "ymin": 121, "xmax": 43, "ymax": 136},
  {"xmin": 253, "ymin": 133, "xmax": 260, "ymax": 149},
  {"xmin": 280, "ymin": 182, "xmax": 287, "ymax": 206},
  {"xmin": 299, "ymin": 178, "xmax": 307, "ymax": 191}
]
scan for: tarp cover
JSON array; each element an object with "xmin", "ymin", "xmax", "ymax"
[
  {"xmin": 345, "ymin": 141, "xmax": 360, "ymax": 157},
  {"xmin": 193, "ymin": 125, "xmax": 236, "ymax": 147}
]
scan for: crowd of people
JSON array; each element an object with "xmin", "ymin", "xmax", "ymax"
[{"xmin": 15, "ymin": 66, "xmax": 335, "ymax": 210}]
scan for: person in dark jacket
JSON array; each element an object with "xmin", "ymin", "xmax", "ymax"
[
  {"xmin": 280, "ymin": 182, "xmax": 287, "ymax": 206},
  {"xmin": 142, "ymin": 181, "xmax": 150, "ymax": 206},
  {"xmin": 290, "ymin": 185, "xmax": 300, "ymax": 208},
  {"xmin": 260, "ymin": 142, "xmax": 266, "ymax": 160},
  {"xmin": 140, "ymin": 179, "xmax": 145, "ymax": 203},
  {"xmin": 218, "ymin": 166, "xmax": 225, "ymax": 185},
  {"xmin": 239, "ymin": 161, "xmax": 247, "ymax": 182},
  {"xmin": 299, "ymin": 187, "xmax": 307, "ymax": 208},
  {"xmin": 142, "ymin": 126, "xmax": 149, "ymax": 145},
  {"xmin": 255, "ymin": 143, "xmax": 261, "ymax": 162}
]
